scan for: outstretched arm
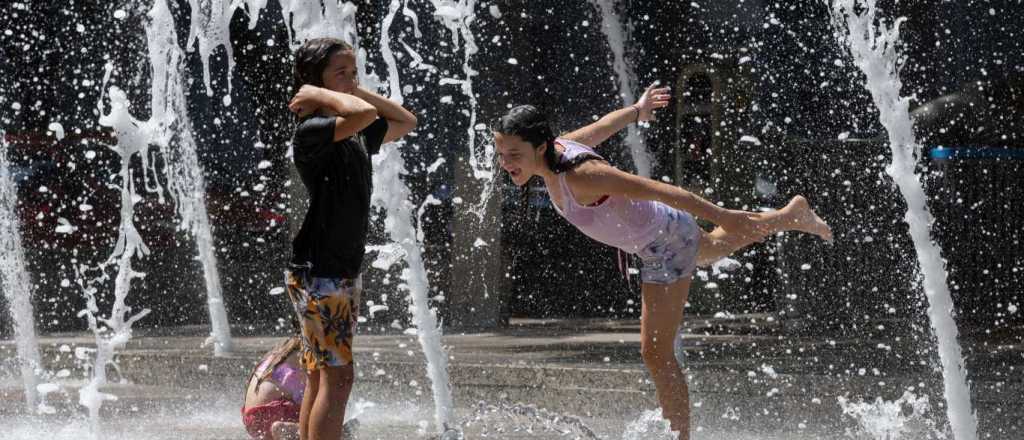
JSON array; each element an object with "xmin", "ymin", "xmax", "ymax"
[
  {"xmin": 567, "ymin": 163, "xmax": 769, "ymax": 240},
  {"xmin": 352, "ymin": 87, "xmax": 418, "ymax": 143},
  {"xmin": 561, "ymin": 83, "xmax": 671, "ymax": 147}
]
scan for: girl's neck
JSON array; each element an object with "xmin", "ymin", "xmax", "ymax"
[{"xmin": 536, "ymin": 142, "xmax": 565, "ymax": 182}]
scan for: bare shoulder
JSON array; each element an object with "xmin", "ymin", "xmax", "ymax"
[
  {"xmin": 564, "ymin": 160, "xmax": 631, "ymax": 199},
  {"xmin": 558, "ymin": 130, "xmax": 597, "ymax": 147},
  {"xmin": 564, "ymin": 160, "xmax": 614, "ymax": 183},
  {"xmin": 566, "ymin": 160, "xmax": 662, "ymax": 200}
]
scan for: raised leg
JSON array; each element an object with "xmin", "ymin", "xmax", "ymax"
[{"xmin": 697, "ymin": 195, "xmax": 832, "ymax": 267}]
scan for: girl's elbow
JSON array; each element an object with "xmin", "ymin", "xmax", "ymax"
[
  {"xmin": 398, "ymin": 109, "xmax": 418, "ymax": 128},
  {"xmin": 395, "ymin": 121, "xmax": 417, "ymax": 140},
  {"xmin": 357, "ymin": 107, "xmax": 378, "ymax": 125},
  {"xmin": 361, "ymin": 105, "xmax": 379, "ymax": 118}
]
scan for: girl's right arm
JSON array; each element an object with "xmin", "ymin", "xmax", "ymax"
[
  {"xmin": 289, "ymin": 85, "xmax": 378, "ymax": 141},
  {"xmin": 352, "ymin": 86, "xmax": 418, "ymax": 143},
  {"xmin": 561, "ymin": 83, "xmax": 671, "ymax": 148}
]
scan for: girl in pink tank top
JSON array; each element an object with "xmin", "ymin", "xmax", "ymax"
[{"xmin": 492, "ymin": 84, "xmax": 833, "ymax": 439}]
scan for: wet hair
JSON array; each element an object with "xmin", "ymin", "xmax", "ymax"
[
  {"xmin": 292, "ymin": 37, "xmax": 354, "ymax": 94},
  {"xmin": 491, "ymin": 104, "xmax": 604, "ymax": 175},
  {"xmin": 491, "ymin": 105, "xmax": 560, "ymax": 172}
]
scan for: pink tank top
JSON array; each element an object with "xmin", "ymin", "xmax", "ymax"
[{"xmin": 549, "ymin": 139, "xmax": 671, "ymax": 253}]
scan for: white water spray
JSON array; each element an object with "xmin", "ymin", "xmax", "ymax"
[
  {"xmin": 278, "ymin": 0, "xmax": 358, "ymax": 49},
  {"xmin": 186, "ymin": 0, "xmax": 238, "ymax": 103},
  {"xmin": 0, "ymin": 130, "xmax": 42, "ymax": 411},
  {"xmin": 75, "ymin": 0, "xmax": 240, "ymax": 429},
  {"xmin": 621, "ymin": 409, "xmax": 675, "ymax": 440},
  {"xmin": 377, "ymin": 0, "xmax": 457, "ymax": 432},
  {"xmin": 160, "ymin": 0, "xmax": 235, "ymax": 355},
  {"xmin": 77, "ymin": 64, "xmax": 155, "ymax": 436},
  {"xmin": 838, "ymin": 391, "xmax": 937, "ymax": 439},
  {"xmin": 427, "ymin": 0, "xmax": 495, "ymax": 217},
  {"xmin": 830, "ymin": 1, "xmax": 978, "ymax": 439},
  {"xmin": 591, "ymin": 0, "xmax": 651, "ymax": 177}
]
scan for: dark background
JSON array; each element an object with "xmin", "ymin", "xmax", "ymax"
[{"xmin": 1, "ymin": 0, "xmax": 1021, "ymax": 338}]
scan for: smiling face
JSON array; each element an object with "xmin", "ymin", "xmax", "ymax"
[
  {"xmin": 495, "ymin": 132, "xmax": 546, "ymax": 186},
  {"xmin": 321, "ymin": 49, "xmax": 358, "ymax": 94}
]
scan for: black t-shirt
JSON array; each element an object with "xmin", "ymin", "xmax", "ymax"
[{"xmin": 290, "ymin": 115, "xmax": 389, "ymax": 278}]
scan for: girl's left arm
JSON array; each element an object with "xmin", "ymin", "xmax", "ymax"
[
  {"xmin": 560, "ymin": 83, "xmax": 671, "ymax": 148},
  {"xmin": 352, "ymin": 87, "xmax": 418, "ymax": 143}
]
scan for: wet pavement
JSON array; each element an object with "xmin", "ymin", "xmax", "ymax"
[{"xmin": 2, "ymin": 316, "xmax": 1022, "ymax": 439}]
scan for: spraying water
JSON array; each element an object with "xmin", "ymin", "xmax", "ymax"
[
  {"xmin": 621, "ymin": 410, "xmax": 675, "ymax": 440},
  {"xmin": 185, "ymin": 0, "xmax": 237, "ymax": 103},
  {"xmin": 426, "ymin": 0, "xmax": 496, "ymax": 217},
  {"xmin": 838, "ymin": 391, "xmax": 938, "ymax": 440},
  {"xmin": 464, "ymin": 400, "xmax": 603, "ymax": 439},
  {"xmin": 164, "ymin": 1, "xmax": 235, "ymax": 356},
  {"xmin": 375, "ymin": 0, "xmax": 457, "ymax": 433},
  {"xmin": 0, "ymin": 130, "xmax": 42, "ymax": 411},
  {"xmin": 76, "ymin": 63, "xmax": 155, "ymax": 437},
  {"xmin": 829, "ymin": 1, "xmax": 978, "ymax": 439},
  {"xmin": 590, "ymin": 0, "xmax": 651, "ymax": 177},
  {"xmin": 74, "ymin": 0, "xmax": 240, "ymax": 431}
]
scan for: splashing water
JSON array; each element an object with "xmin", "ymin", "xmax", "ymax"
[
  {"xmin": 464, "ymin": 400, "xmax": 603, "ymax": 440},
  {"xmin": 277, "ymin": 0, "xmax": 359, "ymax": 49},
  {"xmin": 185, "ymin": 0, "xmax": 237, "ymax": 102},
  {"xmin": 163, "ymin": 0, "xmax": 234, "ymax": 356},
  {"xmin": 377, "ymin": 1, "xmax": 458, "ymax": 433},
  {"xmin": 590, "ymin": 0, "xmax": 651, "ymax": 177},
  {"xmin": 0, "ymin": 130, "xmax": 42, "ymax": 411},
  {"xmin": 829, "ymin": 1, "xmax": 978, "ymax": 439},
  {"xmin": 426, "ymin": 0, "xmax": 495, "ymax": 217},
  {"xmin": 838, "ymin": 391, "xmax": 938, "ymax": 440},
  {"xmin": 77, "ymin": 63, "xmax": 156, "ymax": 437},
  {"xmin": 621, "ymin": 410, "xmax": 675, "ymax": 440},
  {"xmin": 74, "ymin": 0, "xmax": 242, "ymax": 431}
]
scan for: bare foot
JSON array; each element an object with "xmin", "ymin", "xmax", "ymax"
[{"xmin": 782, "ymin": 195, "xmax": 833, "ymax": 241}]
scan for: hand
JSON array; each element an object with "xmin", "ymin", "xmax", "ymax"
[
  {"xmin": 349, "ymin": 86, "xmax": 370, "ymax": 99},
  {"xmin": 288, "ymin": 85, "xmax": 325, "ymax": 117},
  {"xmin": 634, "ymin": 82, "xmax": 671, "ymax": 122},
  {"xmin": 715, "ymin": 209, "xmax": 771, "ymax": 242}
]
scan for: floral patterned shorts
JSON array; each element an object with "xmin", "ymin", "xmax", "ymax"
[
  {"xmin": 285, "ymin": 269, "xmax": 361, "ymax": 370},
  {"xmin": 637, "ymin": 208, "xmax": 701, "ymax": 285}
]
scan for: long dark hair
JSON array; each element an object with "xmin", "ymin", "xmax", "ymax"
[
  {"xmin": 491, "ymin": 105, "xmax": 561, "ymax": 172},
  {"xmin": 292, "ymin": 37, "xmax": 354, "ymax": 94},
  {"xmin": 492, "ymin": 105, "xmax": 604, "ymax": 176}
]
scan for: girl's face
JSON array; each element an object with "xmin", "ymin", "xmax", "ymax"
[
  {"xmin": 321, "ymin": 49, "xmax": 358, "ymax": 94},
  {"xmin": 494, "ymin": 132, "xmax": 545, "ymax": 187}
]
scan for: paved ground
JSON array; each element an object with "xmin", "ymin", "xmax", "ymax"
[{"xmin": 1, "ymin": 316, "xmax": 1021, "ymax": 439}]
